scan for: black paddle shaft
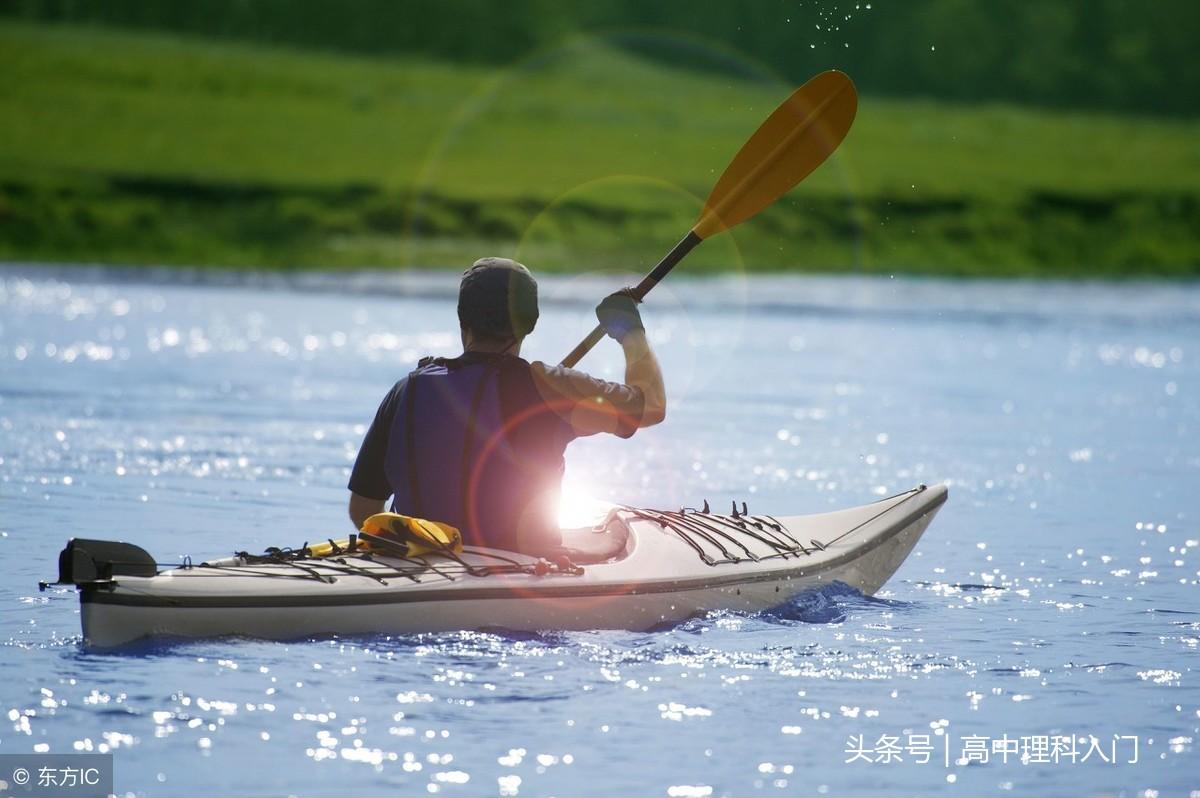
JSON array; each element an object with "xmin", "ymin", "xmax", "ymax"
[
  {"xmin": 631, "ymin": 230, "xmax": 703, "ymax": 300},
  {"xmin": 559, "ymin": 230, "xmax": 702, "ymax": 368}
]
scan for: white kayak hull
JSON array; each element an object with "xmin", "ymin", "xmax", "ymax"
[{"xmin": 73, "ymin": 485, "xmax": 947, "ymax": 647}]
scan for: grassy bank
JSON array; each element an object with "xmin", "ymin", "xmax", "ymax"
[{"xmin": 2, "ymin": 22, "xmax": 1197, "ymax": 276}]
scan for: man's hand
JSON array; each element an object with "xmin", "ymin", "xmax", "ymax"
[{"xmin": 595, "ymin": 288, "xmax": 645, "ymax": 343}]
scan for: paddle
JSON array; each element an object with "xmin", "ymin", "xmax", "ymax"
[{"xmin": 560, "ymin": 69, "xmax": 858, "ymax": 368}]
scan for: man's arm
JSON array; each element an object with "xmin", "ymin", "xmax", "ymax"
[
  {"xmin": 349, "ymin": 492, "xmax": 386, "ymax": 531},
  {"xmin": 529, "ymin": 289, "xmax": 666, "ymax": 438},
  {"xmin": 596, "ymin": 289, "xmax": 666, "ymax": 428},
  {"xmin": 347, "ymin": 381, "xmax": 401, "ymax": 530},
  {"xmin": 619, "ymin": 330, "xmax": 666, "ymax": 427}
]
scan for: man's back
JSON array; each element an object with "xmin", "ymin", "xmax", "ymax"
[{"xmin": 349, "ymin": 352, "xmax": 644, "ymax": 553}]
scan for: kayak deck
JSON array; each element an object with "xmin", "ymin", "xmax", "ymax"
[{"xmin": 64, "ymin": 484, "xmax": 947, "ymax": 647}]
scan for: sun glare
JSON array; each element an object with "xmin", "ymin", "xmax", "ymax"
[{"xmin": 556, "ymin": 483, "xmax": 614, "ymax": 530}]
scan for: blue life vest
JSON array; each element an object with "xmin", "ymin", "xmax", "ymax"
[{"xmin": 383, "ymin": 352, "xmax": 571, "ymax": 553}]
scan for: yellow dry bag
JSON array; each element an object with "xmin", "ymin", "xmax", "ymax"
[
  {"xmin": 359, "ymin": 513, "xmax": 462, "ymax": 558},
  {"xmin": 301, "ymin": 514, "xmax": 462, "ymax": 560}
]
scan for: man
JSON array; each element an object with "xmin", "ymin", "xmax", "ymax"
[{"xmin": 347, "ymin": 257, "xmax": 666, "ymax": 554}]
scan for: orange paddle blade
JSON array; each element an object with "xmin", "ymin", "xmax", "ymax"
[{"xmin": 693, "ymin": 70, "xmax": 858, "ymax": 240}]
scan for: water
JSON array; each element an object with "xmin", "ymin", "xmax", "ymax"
[{"xmin": 1, "ymin": 264, "xmax": 1197, "ymax": 796}]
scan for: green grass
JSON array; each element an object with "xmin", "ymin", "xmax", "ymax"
[{"xmin": 2, "ymin": 21, "xmax": 1197, "ymax": 276}]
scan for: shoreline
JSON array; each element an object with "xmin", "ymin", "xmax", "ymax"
[
  {"xmin": 7, "ymin": 261, "xmax": 1198, "ymax": 329},
  {"xmin": 3, "ymin": 175, "xmax": 1196, "ymax": 279},
  {"xmin": 5, "ymin": 257, "xmax": 1200, "ymax": 285}
]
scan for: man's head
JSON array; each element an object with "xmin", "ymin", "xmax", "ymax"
[{"xmin": 457, "ymin": 257, "xmax": 539, "ymax": 349}]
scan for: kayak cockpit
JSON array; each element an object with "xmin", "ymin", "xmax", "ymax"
[{"xmin": 556, "ymin": 516, "xmax": 634, "ymax": 564}]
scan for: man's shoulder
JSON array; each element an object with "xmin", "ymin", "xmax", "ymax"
[
  {"xmin": 529, "ymin": 360, "xmax": 601, "ymax": 389},
  {"xmin": 528, "ymin": 361, "xmax": 644, "ymax": 438},
  {"xmin": 370, "ymin": 378, "xmax": 406, "ymax": 414},
  {"xmin": 530, "ymin": 359, "xmax": 602, "ymax": 378},
  {"xmin": 529, "ymin": 361, "xmax": 641, "ymax": 402}
]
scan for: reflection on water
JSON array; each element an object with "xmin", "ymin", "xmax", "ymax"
[{"xmin": 1, "ymin": 265, "xmax": 1197, "ymax": 795}]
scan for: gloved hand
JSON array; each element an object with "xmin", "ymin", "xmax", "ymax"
[{"xmin": 595, "ymin": 288, "xmax": 645, "ymax": 343}]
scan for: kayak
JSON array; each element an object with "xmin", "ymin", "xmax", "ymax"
[{"xmin": 47, "ymin": 484, "xmax": 947, "ymax": 648}]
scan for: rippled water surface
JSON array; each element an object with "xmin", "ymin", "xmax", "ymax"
[{"xmin": 1, "ymin": 265, "xmax": 1197, "ymax": 796}]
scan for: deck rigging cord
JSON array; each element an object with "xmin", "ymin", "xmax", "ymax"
[
  {"xmin": 186, "ymin": 540, "xmax": 584, "ymax": 585},
  {"xmin": 618, "ymin": 486, "xmax": 925, "ymax": 567}
]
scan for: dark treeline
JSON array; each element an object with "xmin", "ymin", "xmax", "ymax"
[{"xmin": 5, "ymin": 0, "xmax": 1198, "ymax": 116}]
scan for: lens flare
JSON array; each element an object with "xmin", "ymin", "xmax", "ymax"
[{"xmin": 556, "ymin": 482, "xmax": 614, "ymax": 530}]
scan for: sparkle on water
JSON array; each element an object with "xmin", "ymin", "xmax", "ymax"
[{"xmin": 1, "ymin": 265, "xmax": 1196, "ymax": 796}]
